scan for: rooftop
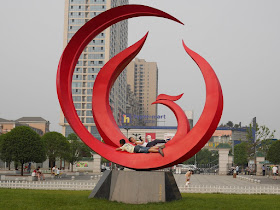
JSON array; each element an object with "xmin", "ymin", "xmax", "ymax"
[
  {"xmin": 0, "ymin": 118, "xmax": 14, "ymax": 123},
  {"xmin": 16, "ymin": 117, "xmax": 47, "ymax": 122}
]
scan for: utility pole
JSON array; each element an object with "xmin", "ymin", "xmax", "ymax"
[{"xmin": 253, "ymin": 117, "xmax": 257, "ymax": 173}]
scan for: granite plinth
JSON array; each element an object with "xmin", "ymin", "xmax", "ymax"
[{"xmin": 88, "ymin": 170, "xmax": 181, "ymax": 204}]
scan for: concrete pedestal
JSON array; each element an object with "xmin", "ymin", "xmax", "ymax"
[
  {"xmin": 89, "ymin": 170, "xmax": 181, "ymax": 204},
  {"xmin": 219, "ymin": 148, "xmax": 230, "ymax": 175},
  {"xmin": 92, "ymin": 154, "xmax": 101, "ymax": 173},
  {"xmin": 256, "ymin": 157, "xmax": 265, "ymax": 176}
]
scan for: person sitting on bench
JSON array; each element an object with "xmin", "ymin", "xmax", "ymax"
[{"xmin": 116, "ymin": 139, "xmax": 164, "ymax": 157}]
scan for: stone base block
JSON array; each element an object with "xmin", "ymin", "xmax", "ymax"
[{"xmin": 89, "ymin": 170, "xmax": 181, "ymax": 204}]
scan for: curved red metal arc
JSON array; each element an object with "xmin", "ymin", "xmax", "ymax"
[
  {"xmin": 166, "ymin": 41, "xmax": 223, "ymax": 166},
  {"xmin": 152, "ymin": 97, "xmax": 190, "ymax": 144},
  {"xmin": 92, "ymin": 33, "xmax": 149, "ymax": 147},
  {"xmin": 88, "ymin": 39, "xmax": 223, "ymax": 169},
  {"xmin": 56, "ymin": 5, "xmax": 188, "ymax": 169},
  {"xmin": 156, "ymin": 93, "xmax": 184, "ymax": 101}
]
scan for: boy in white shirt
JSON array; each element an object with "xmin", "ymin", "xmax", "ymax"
[{"xmin": 116, "ymin": 139, "xmax": 164, "ymax": 157}]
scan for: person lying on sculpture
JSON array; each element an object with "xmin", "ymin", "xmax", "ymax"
[
  {"xmin": 116, "ymin": 139, "xmax": 164, "ymax": 157},
  {"xmin": 129, "ymin": 135, "xmax": 170, "ymax": 148}
]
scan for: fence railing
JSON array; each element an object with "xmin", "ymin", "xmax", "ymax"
[
  {"xmin": 179, "ymin": 185, "xmax": 280, "ymax": 194},
  {"xmin": 1, "ymin": 180, "xmax": 280, "ymax": 194},
  {"xmin": 0, "ymin": 181, "xmax": 96, "ymax": 191},
  {"xmin": 237, "ymin": 175, "xmax": 261, "ymax": 184}
]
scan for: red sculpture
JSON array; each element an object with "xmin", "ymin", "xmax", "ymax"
[{"xmin": 56, "ymin": 5, "xmax": 223, "ymax": 170}]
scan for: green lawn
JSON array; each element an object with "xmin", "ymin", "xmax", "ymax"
[{"xmin": 0, "ymin": 188, "xmax": 279, "ymax": 210}]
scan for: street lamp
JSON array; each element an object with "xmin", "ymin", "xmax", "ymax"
[{"xmin": 123, "ymin": 123, "xmax": 130, "ymax": 138}]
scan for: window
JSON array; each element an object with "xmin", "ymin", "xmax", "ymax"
[
  {"xmin": 79, "ymin": 6, "xmax": 81, "ymax": 9},
  {"xmin": 98, "ymin": 61, "xmax": 103, "ymax": 64},
  {"xmin": 70, "ymin": 26, "xmax": 72, "ymax": 29},
  {"xmin": 72, "ymin": 19, "xmax": 74, "ymax": 22},
  {"xmin": 79, "ymin": 12, "xmax": 81, "ymax": 16},
  {"xmin": 101, "ymin": 40, "xmax": 104, "ymax": 43}
]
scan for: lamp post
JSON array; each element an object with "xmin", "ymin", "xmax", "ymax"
[{"xmin": 123, "ymin": 123, "xmax": 130, "ymax": 138}]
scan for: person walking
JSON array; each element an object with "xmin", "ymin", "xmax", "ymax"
[
  {"xmin": 262, "ymin": 165, "xmax": 266, "ymax": 176},
  {"xmin": 185, "ymin": 170, "xmax": 192, "ymax": 186},
  {"xmin": 235, "ymin": 165, "xmax": 239, "ymax": 175},
  {"xmin": 272, "ymin": 165, "xmax": 278, "ymax": 180}
]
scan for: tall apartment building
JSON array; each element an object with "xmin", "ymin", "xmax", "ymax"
[
  {"xmin": 60, "ymin": 0, "xmax": 129, "ymax": 138},
  {"xmin": 126, "ymin": 58, "xmax": 158, "ymax": 126}
]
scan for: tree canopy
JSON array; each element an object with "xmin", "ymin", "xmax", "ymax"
[
  {"xmin": 246, "ymin": 123, "xmax": 275, "ymax": 158},
  {"xmin": 234, "ymin": 142, "xmax": 248, "ymax": 166},
  {"xmin": 184, "ymin": 149, "xmax": 218, "ymax": 165},
  {"xmin": 0, "ymin": 134, "xmax": 13, "ymax": 170},
  {"xmin": 267, "ymin": 141, "xmax": 280, "ymax": 164},
  {"xmin": 65, "ymin": 133, "xmax": 84, "ymax": 171},
  {"xmin": 41, "ymin": 132, "xmax": 69, "ymax": 168},
  {"xmin": 1, "ymin": 126, "xmax": 46, "ymax": 175}
]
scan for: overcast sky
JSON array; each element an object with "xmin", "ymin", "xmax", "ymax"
[{"xmin": 0, "ymin": 0, "xmax": 279, "ymax": 138}]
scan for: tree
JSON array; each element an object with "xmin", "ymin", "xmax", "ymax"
[
  {"xmin": 0, "ymin": 134, "xmax": 13, "ymax": 170},
  {"xmin": 234, "ymin": 124, "xmax": 240, "ymax": 128},
  {"xmin": 267, "ymin": 141, "xmax": 280, "ymax": 164},
  {"xmin": 258, "ymin": 139, "xmax": 275, "ymax": 158},
  {"xmin": 65, "ymin": 133, "xmax": 83, "ymax": 172},
  {"xmin": 80, "ymin": 144, "xmax": 94, "ymax": 157},
  {"xmin": 41, "ymin": 132, "xmax": 69, "ymax": 169},
  {"xmin": 234, "ymin": 142, "xmax": 249, "ymax": 166},
  {"xmin": 2, "ymin": 126, "xmax": 46, "ymax": 175},
  {"xmin": 246, "ymin": 124, "xmax": 275, "ymax": 158},
  {"xmin": 184, "ymin": 149, "xmax": 218, "ymax": 165},
  {"xmin": 226, "ymin": 121, "xmax": 233, "ymax": 128}
]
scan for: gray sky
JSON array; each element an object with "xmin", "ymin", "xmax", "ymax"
[{"xmin": 0, "ymin": 0, "xmax": 279, "ymax": 138}]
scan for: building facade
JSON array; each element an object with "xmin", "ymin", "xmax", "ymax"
[
  {"xmin": 0, "ymin": 117, "xmax": 49, "ymax": 136},
  {"xmin": 125, "ymin": 84, "xmax": 143, "ymax": 126},
  {"xmin": 60, "ymin": 0, "xmax": 129, "ymax": 137},
  {"xmin": 205, "ymin": 127, "xmax": 248, "ymax": 150},
  {"xmin": 126, "ymin": 58, "xmax": 158, "ymax": 126},
  {"xmin": 16, "ymin": 117, "xmax": 50, "ymax": 134}
]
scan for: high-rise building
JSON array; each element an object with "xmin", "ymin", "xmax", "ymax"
[
  {"xmin": 60, "ymin": 0, "xmax": 129, "ymax": 138},
  {"xmin": 125, "ymin": 84, "xmax": 142, "ymax": 126},
  {"xmin": 126, "ymin": 58, "xmax": 158, "ymax": 126}
]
